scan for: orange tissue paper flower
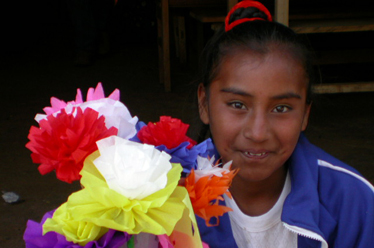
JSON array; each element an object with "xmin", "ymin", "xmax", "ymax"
[
  {"xmin": 185, "ymin": 165, "xmax": 238, "ymax": 226},
  {"xmin": 26, "ymin": 107, "xmax": 118, "ymax": 183},
  {"xmin": 137, "ymin": 116, "xmax": 197, "ymax": 149}
]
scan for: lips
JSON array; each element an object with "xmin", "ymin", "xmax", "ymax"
[{"xmin": 242, "ymin": 150, "xmax": 270, "ymax": 159}]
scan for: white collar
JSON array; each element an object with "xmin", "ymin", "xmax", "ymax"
[{"xmin": 224, "ymin": 171, "xmax": 291, "ymax": 232}]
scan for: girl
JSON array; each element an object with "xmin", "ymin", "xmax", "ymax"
[{"xmin": 195, "ymin": 1, "xmax": 374, "ymax": 247}]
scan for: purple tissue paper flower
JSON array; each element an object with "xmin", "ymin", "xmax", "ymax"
[{"xmin": 24, "ymin": 210, "xmax": 131, "ymax": 248}]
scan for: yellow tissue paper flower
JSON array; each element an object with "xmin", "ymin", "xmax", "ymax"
[
  {"xmin": 44, "ymin": 148, "xmax": 186, "ymax": 239},
  {"xmin": 43, "ymin": 203, "xmax": 108, "ymax": 246}
]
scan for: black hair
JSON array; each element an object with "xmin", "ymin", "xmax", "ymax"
[{"xmin": 199, "ymin": 7, "xmax": 316, "ymax": 105}]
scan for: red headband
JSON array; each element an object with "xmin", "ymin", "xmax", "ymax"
[{"xmin": 225, "ymin": 0, "xmax": 273, "ymax": 32}]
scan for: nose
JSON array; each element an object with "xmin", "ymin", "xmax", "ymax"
[{"xmin": 242, "ymin": 111, "xmax": 269, "ymax": 143}]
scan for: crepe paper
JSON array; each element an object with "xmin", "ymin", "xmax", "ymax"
[
  {"xmin": 34, "ymin": 83, "xmax": 138, "ymax": 140},
  {"xmin": 133, "ymin": 233, "xmax": 159, "ymax": 248},
  {"xmin": 43, "ymin": 203, "xmax": 109, "ymax": 245},
  {"xmin": 36, "ymin": 98, "xmax": 137, "ymax": 140},
  {"xmin": 166, "ymin": 192, "xmax": 204, "ymax": 248},
  {"xmin": 46, "ymin": 152, "xmax": 186, "ymax": 236},
  {"xmin": 159, "ymin": 236, "xmax": 215, "ymax": 248},
  {"xmin": 24, "ymin": 210, "xmax": 59, "ymax": 248},
  {"xmin": 202, "ymin": 242, "xmax": 210, "ymax": 248},
  {"xmin": 94, "ymin": 136, "xmax": 172, "ymax": 200},
  {"xmin": 137, "ymin": 116, "xmax": 197, "ymax": 150},
  {"xmin": 185, "ymin": 168, "xmax": 238, "ymax": 226},
  {"xmin": 77, "ymin": 98, "xmax": 138, "ymax": 139},
  {"xmin": 134, "ymin": 121, "xmax": 146, "ymax": 133},
  {"xmin": 127, "ymin": 236, "xmax": 134, "ymax": 248},
  {"xmin": 131, "ymin": 137, "xmax": 216, "ymax": 174},
  {"xmin": 153, "ymin": 142, "xmax": 199, "ymax": 173},
  {"xmin": 158, "ymin": 235, "xmax": 174, "ymax": 248},
  {"xmin": 26, "ymin": 107, "xmax": 118, "ymax": 183},
  {"xmin": 158, "ymin": 196, "xmax": 205, "ymax": 248},
  {"xmin": 85, "ymin": 83, "xmax": 120, "ymax": 102},
  {"xmin": 192, "ymin": 138, "xmax": 217, "ymax": 163},
  {"xmin": 165, "ymin": 138, "xmax": 216, "ymax": 174},
  {"xmin": 24, "ymin": 210, "xmax": 131, "ymax": 248},
  {"xmin": 194, "ymin": 156, "xmax": 232, "ymax": 182},
  {"xmin": 39, "ymin": 83, "xmax": 119, "ymax": 117}
]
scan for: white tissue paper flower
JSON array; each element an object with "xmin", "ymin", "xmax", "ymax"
[
  {"xmin": 93, "ymin": 136, "xmax": 172, "ymax": 200},
  {"xmin": 194, "ymin": 155, "xmax": 232, "ymax": 182},
  {"xmin": 35, "ymin": 98, "xmax": 138, "ymax": 139}
]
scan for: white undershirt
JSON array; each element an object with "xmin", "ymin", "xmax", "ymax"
[{"xmin": 224, "ymin": 172, "xmax": 297, "ymax": 248}]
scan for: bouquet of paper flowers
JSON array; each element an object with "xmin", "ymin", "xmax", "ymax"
[{"xmin": 24, "ymin": 83, "xmax": 237, "ymax": 248}]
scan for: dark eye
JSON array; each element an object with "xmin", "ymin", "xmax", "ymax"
[
  {"xmin": 273, "ymin": 105, "xmax": 291, "ymax": 113},
  {"xmin": 229, "ymin": 102, "xmax": 246, "ymax": 110}
]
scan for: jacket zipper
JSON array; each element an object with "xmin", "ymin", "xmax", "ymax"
[{"xmin": 283, "ymin": 222, "xmax": 328, "ymax": 248}]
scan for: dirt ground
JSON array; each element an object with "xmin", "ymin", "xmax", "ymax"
[{"xmin": 1, "ymin": 16, "xmax": 374, "ymax": 248}]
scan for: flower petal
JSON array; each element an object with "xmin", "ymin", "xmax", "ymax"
[
  {"xmin": 185, "ymin": 169, "xmax": 237, "ymax": 226},
  {"xmin": 53, "ymin": 151, "xmax": 186, "ymax": 236},
  {"xmin": 94, "ymin": 136, "xmax": 172, "ymax": 200},
  {"xmin": 26, "ymin": 108, "xmax": 118, "ymax": 183}
]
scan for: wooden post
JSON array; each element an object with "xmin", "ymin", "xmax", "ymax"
[
  {"xmin": 161, "ymin": 0, "xmax": 171, "ymax": 91},
  {"xmin": 228, "ymin": 0, "xmax": 237, "ymax": 11},
  {"xmin": 275, "ymin": 0, "xmax": 289, "ymax": 26}
]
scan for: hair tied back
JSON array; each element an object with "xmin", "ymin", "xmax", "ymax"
[{"xmin": 225, "ymin": 0, "xmax": 273, "ymax": 32}]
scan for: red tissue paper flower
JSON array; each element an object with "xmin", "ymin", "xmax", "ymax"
[
  {"xmin": 26, "ymin": 107, "xmax": 118, "ymax": 183},
  {"xmin": 185, "ymin": 169, "xmax": 238, "ymax": 226},
  {"xmin": 137, "ymin": 116, "xmax": 197, "ymax": 149}
]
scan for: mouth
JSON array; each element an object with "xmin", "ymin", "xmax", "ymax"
[{"xmin": 242, "ymin": 150, "xmax": 270, "ymax": 159}]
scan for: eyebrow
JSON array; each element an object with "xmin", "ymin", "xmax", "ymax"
[
  {"xmin": 221, "ymin": 87, "xmax": 252, "ymax": 96},
  {"xmin": 221, "ymin": 87, "xmax": 302, "ymax": 99},
  {"xmin": 271, "ymin": 92, "xmax": 302, "ymax": 100}
]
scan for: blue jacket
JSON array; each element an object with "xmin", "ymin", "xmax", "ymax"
[{"xmin": 197, "ymin": 134, "xmax": 374, "ymax": 248}]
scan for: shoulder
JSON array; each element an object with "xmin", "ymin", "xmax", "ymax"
[
  {"xmin": 290, "ymin": 134, "xmax": 374, "ymax": 246},
  {"xmin": 316, "ymin": 158, "xmax": 374, "ymax": 219},
  {"xmin": 295, "ymin": 134, "xmax": 373, "ymax": 200},
  {"xmin": 303, "ymin": 136, "xmax": 373, "ymax": 194},
  {"xmin": 316, "ymin": 157, "xmax": 374, "ymax": 246}
]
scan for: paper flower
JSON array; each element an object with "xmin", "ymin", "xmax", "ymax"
[
  {"xmin": 35, "ymin": 83, "xmax": 138, "ymax": 139},
  {"xmin": 26, "ymin": 107, "xmax": 118, "ymax": 183},
  {"xmin": 137, "ymin": 116, "xmax": 197, "ymax": 149},
  {"xmin": 134, "ymin": 120, "xmax": 215, "ymax": 173},
  {"xmin": 94, "ymin": 136, "xmax": 172, "ymax": 200},
  {"xmin": 185, "ymin": 158, "xmax": 237, "ymax": 226},
  {"xmin": 43, "ymin": 204, "xmax": 109, "ymax": 246},
  {"xmin": 194, "ymin": 156, "xmax": 232, "ymax": 181},
  {"xmin": 24, "ymin": 210, "xmax": 131, "ymax": 248},
  {"xmin": 39, "ymin": 83, "xmax": 119, "ymax": 117},
  {"xmin": 43, "ymin": 142, "xmax": 188, "ymax": 237},
  {"xmin": 156, "ymin": 139, "xmax": 216, "ymax": 174}
]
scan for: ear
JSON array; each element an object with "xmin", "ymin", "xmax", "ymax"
[
  {"xmin": 197, "ymin": 83, "xmax": 210, "ymax": 124},
  {"xmin": 301, "ymin": 103, "xmax": 312, "ymax": 131}
]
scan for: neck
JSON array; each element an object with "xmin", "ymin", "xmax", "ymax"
[{"xmin": 229, "ymin": 165, "xmax": 287, "ymax": 216}]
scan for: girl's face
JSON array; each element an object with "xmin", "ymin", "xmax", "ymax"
[{"xmin": 198, "ymin": 49, "xmax": 311, "ymax": 184}]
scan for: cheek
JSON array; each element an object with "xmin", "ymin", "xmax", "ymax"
[
  {"xmin": 208, "ymin": 110, "xmax": 239, "ymax": 151},
  {"xmin": 210, "ymin": 118, "xmax": 237, "ymax": 143},
  {"xmin": 273, "ymin": 109, "xmax": 307, "ymax": 132},
  {"xmin": 271, "ymin": 116, "xmax": 303, "ymax": 152},
  {"xmin": 208, "ymin": 102, "xmax": 243, "ymax": 135}
]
